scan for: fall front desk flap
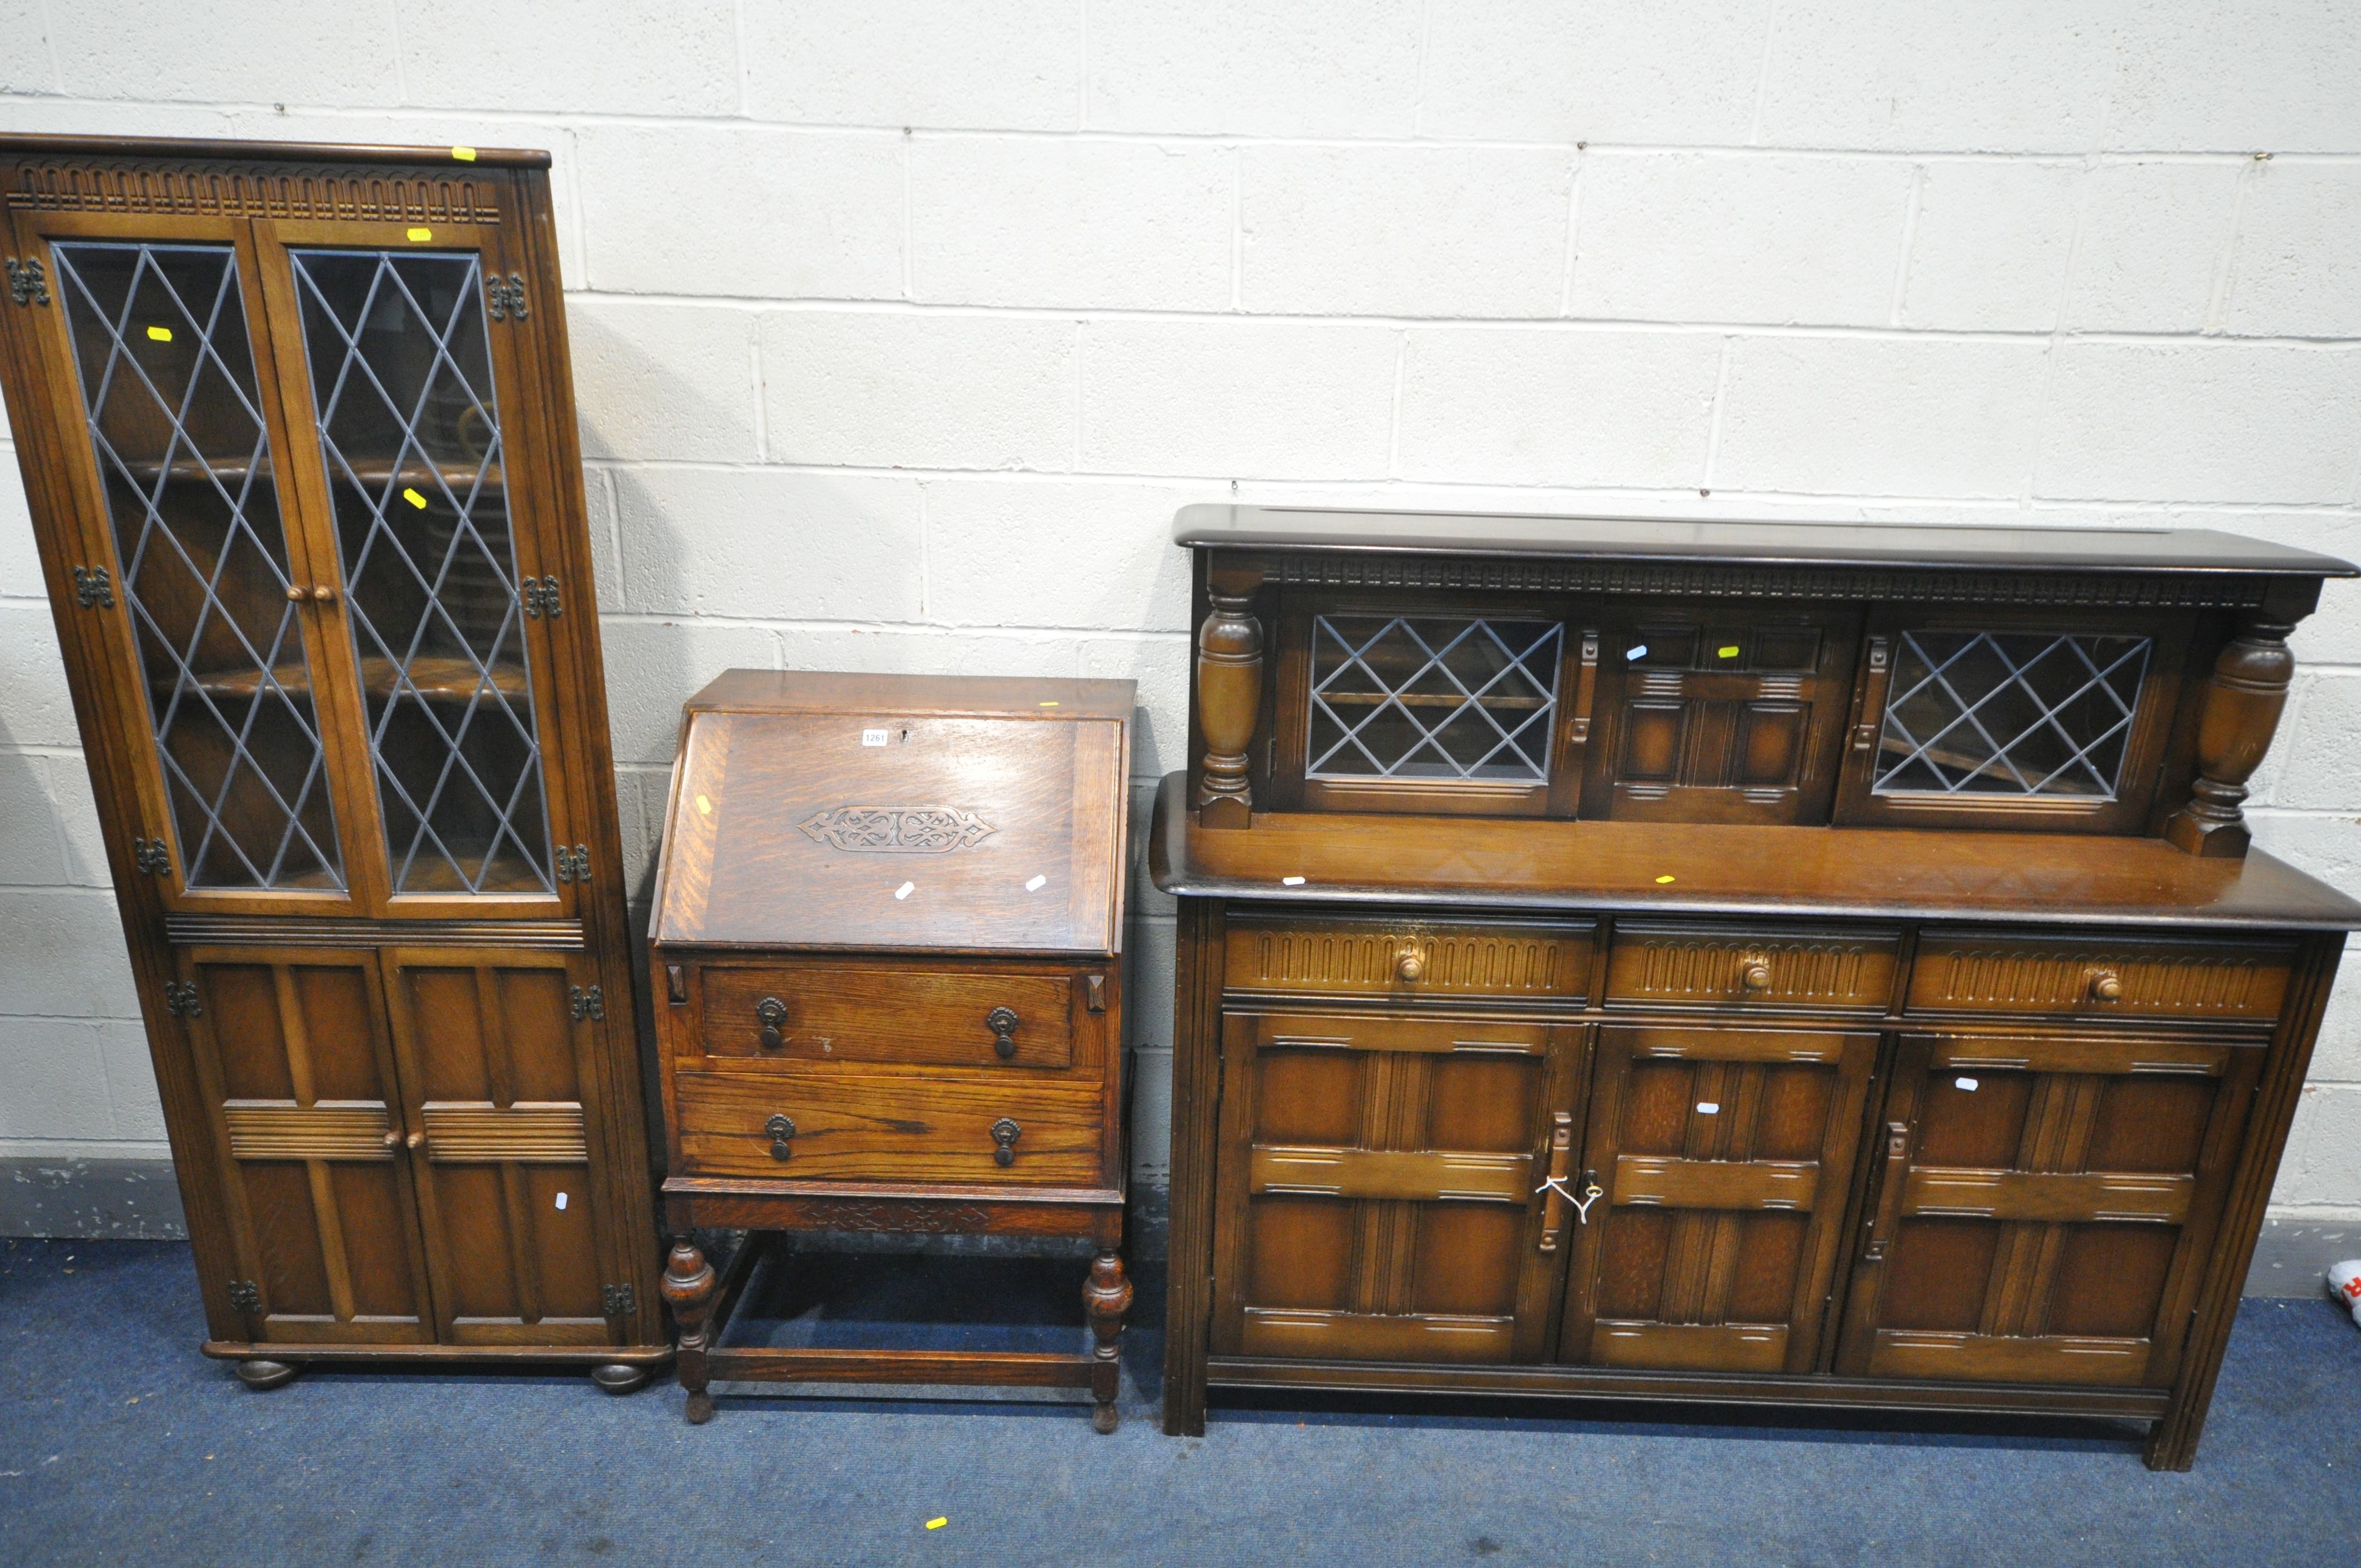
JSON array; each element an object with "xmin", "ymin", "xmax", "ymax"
[{"xmin": 651, "ymin": 672, "xmax": 1134, "ymax": 955}]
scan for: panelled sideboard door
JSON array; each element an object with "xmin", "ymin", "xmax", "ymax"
[
  {"xmin": 1209, "ymin": 1010, "xmax": 1586, "ymax": 1364},
  {"xmin": 1836, "ymin": 1030, "xmax": 2262, "ymax": 1387},
  {"xmin": 1558, "ymin": 1024, "xmax": 1878, "ymax": 1374}
]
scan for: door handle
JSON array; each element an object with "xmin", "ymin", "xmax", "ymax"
[
  {"xmin": 1860, "ymin": 1120, "xmax": 1911, "ymax": 1263},
  {"xmin": 1536, "ymin": 1112, "xmax": 1574, "ymax": 1252}
]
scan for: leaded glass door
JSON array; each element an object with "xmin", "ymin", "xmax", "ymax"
[
  {"xmin": 11, "ymin": 211, "xmax": 374, "ymax": 913},
  {"xmin": 255, "ymin": 217, "xmax": 579, "ymax": 917}
]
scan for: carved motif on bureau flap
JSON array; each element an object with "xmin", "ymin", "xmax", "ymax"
[{"xmin": 797, "ymin": 805, "xmax": 997, "ymax": 854}]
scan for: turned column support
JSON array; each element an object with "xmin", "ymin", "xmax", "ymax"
[
  {"xmin": 662, "ymin": 1238, "xmax": 717, "ymax": 1424},
  {"xmin": 1082, "ymin": 1248, "xmax": 1133, "ymax": 1434},
  {"xmin": 2164, "ymin": 607, "xmax": 2305, "ymax": 858},
  {"xmin": 1195, "ymin": 564, "xmax": 1265, "ymax": 830}
]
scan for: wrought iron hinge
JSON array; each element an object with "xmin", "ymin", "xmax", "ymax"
[
  {"xmin": 132, "ymin": 836, "xmax": 173, "ymax": 876},
  {"xmin": 70, "ymin": 565, "xmax": 115, "ymax": 608},
  {"xmin": 6, "ymin": 257, "xmax": 49, "ymax": 307},
  {"xmin": 162, "ymin": 980, "xmax": 203, "ymax": 1018},
  {"xmin": 554, "ymin": 843, "xmax": 591, "ymax": 883},
  {"xmin": 521, "ymin": 574, "xmax": 562, "ymax": 618},
  {"xmin": 602, "ymin": 1283, "xmax": 635, "ymax": 1319},
  {"xmin": 485, "ymin": 272, "xmax": 529, "ymax": 322},
  {"xmin": 569, "ymin": 984, "xmax": 606, "ymax": 1022},
  {"xmin": 225, "ymin": 1279, "xmax": 260, "ymax": 1313}
]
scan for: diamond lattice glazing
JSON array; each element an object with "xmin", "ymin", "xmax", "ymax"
[
  {"xmin": 292, "ymin": 249, "xmax": 552, "ymax": 895},
  {"xmin": 1308, "ymin": 616, "xmax": 1562, "ymax": 783},
  {"xmin": 1874, "ymin": 630, "xmax": 2151, "ymax": 799}
]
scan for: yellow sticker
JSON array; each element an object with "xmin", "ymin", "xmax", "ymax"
[
  {"xmin": 402, "ymin": 487, "xmax": 429, "ymax": 510},
  {"xmin": 1718, "ymin": 645, "xmax": 1739, "ymax": 658},
  {"xmin": 1655, "ymin": 874, "xmax": 1676, "ymax": 884},
  {"xmin": 926, "ymin": 1518, "xmax": 948, "ymax": 1531},
  {"xmin": 450, "ymin": 145, "xmax": 477, "ymax": 162},
  {"xmin": 406, "ymin": 226, "xmax": 433, "ymax": 242},
  {"xmin": 146, "ymin": 325, "xmax": 173, "ymax": 342},
  {"xmin": 695, "ymin": 793, "xmax": 712, "ymax": 816}
]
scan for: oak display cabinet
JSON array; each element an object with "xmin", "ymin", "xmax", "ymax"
[
  {"xmin": 0, "ymin": 135, "xmax": 665, "ymax": 1388},
  {"xmin": 1155, "ymin": 507, "xmax": 2361, "ymax": 1469}
]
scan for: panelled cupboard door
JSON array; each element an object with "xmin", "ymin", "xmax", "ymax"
[
  {"xmin": 1558, "ymin": 1026, "xmax": 1877, "ymax": 1374},
  {"xmin": 176, "ymin": 946, "xmax": 435, "ymax": 1344},
  {"xmin": 1210, "ymin": 1010, "xmax": 1585, "ymax": 1364},
  {"xmin": 379, "ymin": 948, "xmax": 617, "ymax": 1346},
  {"xmin": 3, "ymin": 208, "xmax": 377, "ymax": 915},
  {"xmin": 1835, "ymin": 1031, "xmax": 2261, "ymax": 1389}
]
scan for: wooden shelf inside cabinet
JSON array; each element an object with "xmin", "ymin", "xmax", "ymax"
[
  {"xmin": 159, "ymin": 655, "xmax": 530, "ymax": 703},
  {"xmin": 1156, "ymin": 508, "xmax": 2361, "ymax": 1473},
  {"xmin": 113, "ymin": 455, "xmax": 505, "ymax": 498}
]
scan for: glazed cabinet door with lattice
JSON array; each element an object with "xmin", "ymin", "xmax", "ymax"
[{"xmin": 2, "ymin": 188, "xmax": 586, "ymax": 918}]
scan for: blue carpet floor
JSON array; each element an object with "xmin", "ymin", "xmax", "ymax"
[{"xmin": 3, "ymin": 1235, "xmax": 2358, "ymax": 1567}]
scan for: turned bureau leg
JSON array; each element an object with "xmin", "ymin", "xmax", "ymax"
[
  {"xmin": 1083, "ymin": 1249, "xmax": 1134, "ymax": 1434},
  {"xmin": 663, "ymin": 1240, "xmax": 717, "ymax": 1425}
]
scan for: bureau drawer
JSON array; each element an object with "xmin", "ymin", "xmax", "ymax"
[
  {"xmin": 672, "ymin": 1070, "xmax": 1107, "ymax": 1185},
  {"xmin": 1223, "ymin": 913, "xmax": 1595, "ymax": 1001},
  {"xmin": 1906, "ymin": 931, "xmax": 2295, "ymax": 1024},
  {"xmin": 1605, "ymin": 921, "xmax": 1900, "ymax": 1013},
  {"xmin": 688, "ymin": 961, "xmax": 1103, "ymax": 1072}
]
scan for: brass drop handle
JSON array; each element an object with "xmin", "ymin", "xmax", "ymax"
[
  {"xmin": 987, "ymin": 1006, "xmax": 1020, "ymax": 1060},
  {"xmin": 755, "ymin": 995, "xmax": 787, "ymax": 1050},
  {"xmin": 1396, "ymin": 949, "xmax": 1426, "ymax": 984},
  {"xmin": 405, "ymin": 1130, "xmax": 427, "ymax": 1152},
  {"xmin": 1739, "ymin": 959, "xmax": 1773, "ymax": 993},
  {"xmin": 765, "ymin": 1113, "xmax": 796, "ymax": 1161},
  {"xmin": 991, "ymin": 1117, "xmax": 1021, "ymax": 1167},
  {"xmin": 2090, "ymin": 970, "xmax": 2123, "ymax": 1003}
]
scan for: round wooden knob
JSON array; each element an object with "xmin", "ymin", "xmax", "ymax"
[
  {"xmin": 1396, "ymin": 950, "xmax": 1425, "ymax": 984},
  {"xmin": 2091, "ymin": 971, "xmax": 2123, "ymax": 1003},
  {"xmin": 405, "ymin": 1130, "xmax": 427, "ymax": 1151},
  {"xmin": 382, "ymin": 1130, "xmax": 402, "ymax": 1150},
  {"xmin": 311, "ymin": 584, "xmax": 335, "ymax": 602},
  {"xmin": 1740, "ymin": 960, "xmax": 1773, "ymax": 993},
  {"xmin": 285, "ymin": 584, "xmax": 306, "ymax": 602}
]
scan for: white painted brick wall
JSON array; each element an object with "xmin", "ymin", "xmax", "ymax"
[{"xmin": 4, "ymin": 3, "xmax": 2360, "ymax": 1230}]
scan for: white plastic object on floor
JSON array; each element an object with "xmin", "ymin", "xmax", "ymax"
[{"xmin": 2329, "ymin": 1259, "xmax": 2361, "ymax": 1328}]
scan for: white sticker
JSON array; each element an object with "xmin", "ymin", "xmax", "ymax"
[
  {"xmin": 1025, "ymin": 874, "xmax": 1047, "ymax": 892},
  {"xmin": 894, "ymin": 881, "xmax": 915, "ymax": 900},
  {"xmin": 1955, "ymin": 1076, "xmax": 1979, "ymax": 1091},
  {"xmin": 1626, "ymin": 644, "xmax": 1649, "ymax": 661},
  {"xmin": 861, "ymin": 728, "xmax": 889, "ymax": 747},
  {"xmin": 1696, "ymin": 1101, "xmax": 1720, "ymax": 1114},
  {"xmin": 554, "ymin": 1192, "xmax": 568, "ymax": 1211},
  {"xmin": 1281, "ymin": 875, "xmax": 1306, "ymax": 886}
]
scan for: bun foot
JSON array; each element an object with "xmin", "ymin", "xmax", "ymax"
[
  {"xmin": 685, "ymin": 1387, "xmax": 714, "ymax": 1425},
  {"xmin": 234, "ymin": 1359, "xmax": 298, "ymax": 1391},
  {"xmin": 1091, "ymin": 1401, "xmax": 1119, "ymax": 1434},
  {"xmin": 591, "ymin": 1363, "xmax": 651, "ymax": 1395}
]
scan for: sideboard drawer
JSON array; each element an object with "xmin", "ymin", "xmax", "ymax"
[
  {"xmin": 1223, "ymin": 913, "xmax": 1596, "ymax": 1001},
  {"xmin": 672, "ymin": 1070, "xmax": 1106, "ymax": 1185},
  {"xmin": 1907, "ymin": 932, "xmax": 2296, "ymax": 1023},
  {"xmin": 692, "ymin": 961, "xmax": 1098, "ymax": 1072},
  {"xmin": 1605, "ymin": 921, "xmax": 1900, "ymax": 1013}
]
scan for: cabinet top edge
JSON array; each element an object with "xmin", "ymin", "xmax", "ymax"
[
  {"xmin": 683, "ymin": 669, "xmax": 1136, "ymax": 720},
  {"xmin": 1146, "ymin": 776, "xmax": 2361, "ymax": 931},
  {"xmin": 1174, "ymin": 505, "xmax": 2358, "ymax": 579},
  {"xmin": 0, "ymin": 133, "xmax": 550, "ymax": 170}
]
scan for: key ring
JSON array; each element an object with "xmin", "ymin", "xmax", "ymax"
[{"xmin": 1535, "ymin": 1174, "xmax": 1606, "ymax": 1223}]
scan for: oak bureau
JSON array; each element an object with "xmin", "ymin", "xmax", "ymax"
[{"xmin": 1152, "ymin": 508, "xmax": 2360, "ymax": 1469}]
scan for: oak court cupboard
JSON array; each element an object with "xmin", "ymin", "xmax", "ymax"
[
  {"xmin": 0, "ymin": 135, "xmax": 666, "ymax": 1388},
  {"xmin": 1152, "ymin": 507, "xmax": 2361, "ymax": 1469}
]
